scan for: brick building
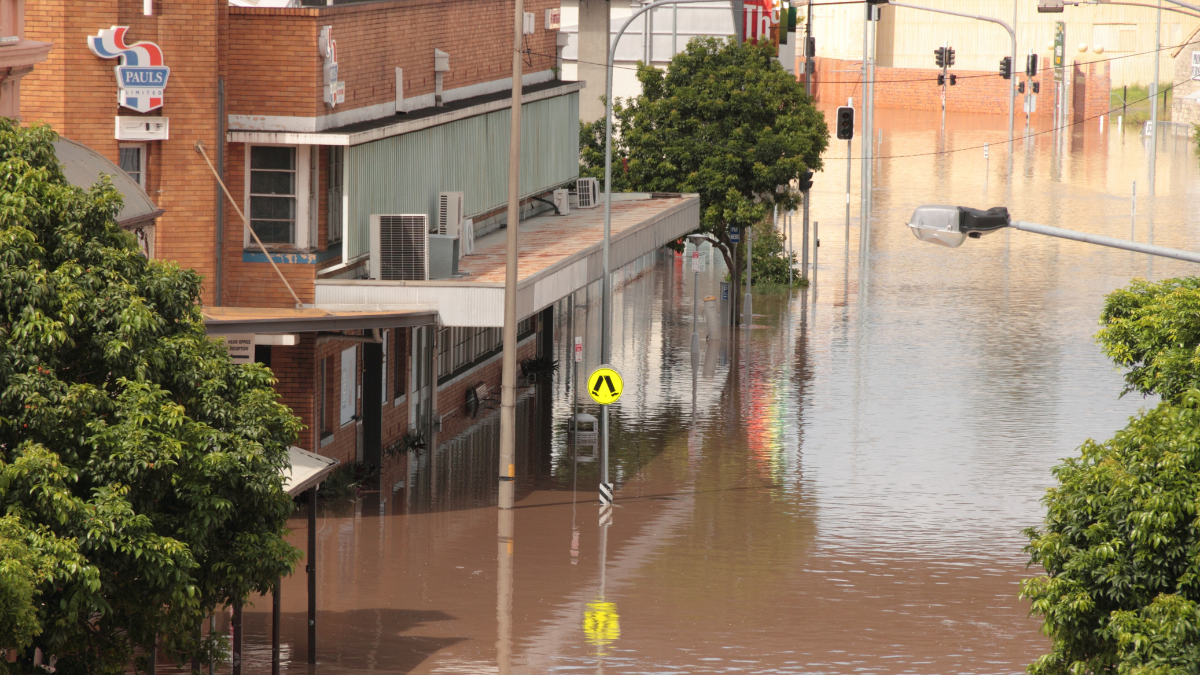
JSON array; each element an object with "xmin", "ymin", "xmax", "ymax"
[{"xmin": 22, "ymin": 0, "xmax": 699, "ymax": 502}]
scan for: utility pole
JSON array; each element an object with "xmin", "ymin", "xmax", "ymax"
[
  {"xmin": 497, "ymin": 0, "xmax": 524, "ymax": 510},
  {"xmin": 804, "ymin": 0, "xmax": 813, "ymax": 97},
  {"xmin": 1148, "ymin": 0, "xmax": 1161, "ymax": 194}
]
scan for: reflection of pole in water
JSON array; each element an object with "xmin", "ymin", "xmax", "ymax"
[
  {"xmin": 585, "ymin": 507, "xmax": 619, "ymax": 671},
  {"xmin": 496, "ymin": 509, "xmax": 514, "ymax": 675}
]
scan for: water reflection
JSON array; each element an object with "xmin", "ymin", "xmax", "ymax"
[{"xmin": 231, "ymin": 110, "xmax": 1197, "ymax": 674}]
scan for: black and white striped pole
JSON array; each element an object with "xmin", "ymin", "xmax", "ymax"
[{"xmin": 587, "ymin": 365, "xmax": 624, "ymax": 505}]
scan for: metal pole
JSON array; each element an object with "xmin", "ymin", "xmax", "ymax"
[
  {"xmin": 1132, "ymin": 181, "xmax": 1137, "ymax": 238},
  {"xmin": 691, "ymin": 259, "xmax": 700, "ymax": 353},
  {"xmin": 498, "ymin": 0, "xmax": 524, "ymax": 511},
  {"xmin": 941, "ymin": 38, "xmax": 947, "ymax": 130},
  {"xmin": 859, "ymin": 6, "xmax": 869, "ymax": 244},
  {"xmin": 1010, "ymin": 220, "xmax": 1200, "ymax": 263},
  {"xmin": 801, "ymin": 192, "xmax": 810, "ymax": 277},
  {"xmin": 271, "ymin": 579, "xmax": 281, "ymax": 675},
  {"xmin": 1149, "ymin": 0, "xmax": 1161, "ymax": 194},
  {"xmin": 672, "ymin": 2, "xmax": 677, "ymax": 56},
  {"xmin": 496, "ymin": 509, "xmax": 514, "ymax": 675},
  {"xmin": 805, "ymin": 0, "xmax": 813, "ymax": 97},
  {"xmin": 788, "ymin": 209, "xmax": 794, "ymax": 287},
  {"xmin": 306, "ymin": 486, "xmax": 316, "ymax": 665},
  {"xmin": 232, "ymin": 603, "xmax": 242, "ymax": 675},
  {"xmin": 744, "ymin": 222, "xmax": 753, "ymax": 325},
  {"xmin": 846, "ymin": 95, "xmax": 852, "ymax": 242}
]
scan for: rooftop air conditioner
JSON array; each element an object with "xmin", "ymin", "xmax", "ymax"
[
  {"xmin": 576, "ymin": 177, "xmax": 599, "ymax": 209},
  {"xmin": 553, "ymin": 188, "xmax": 570, "ymax": 216},
  {"xmin": 438, "ymin": 191, "xmax": 464, "ymax": 237},
  {"xmin": 370, "ymin": 214, "xmax": 429, "ymax": 281}
]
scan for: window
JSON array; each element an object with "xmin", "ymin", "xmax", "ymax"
[
  {"xmin": 381, "ymin": 330, "xmax": 389, "ymax": 404},
  {"xmin": 119, "ymin": 144, "xmax": 146, "ymax": 188},
  {"xmin": 340, "ymin": 345, "xmax": 357, "ymax": 426},
  {"xmin": 249, "ymin": 146, "xmax": 297, "ymax": 245},
  {"xmin": 394, "ymin": 328, "xmax": 408, "ymax": 405},
  {"xmin": 327, "ymin": 146, "xmax": 344, "ymax": 244},
  {"xmin": 319, "ymin": 357, "xmax": 330, "ymax": 434},
  {"xmin": 1192, "ymin": 52, "xmax": 1200, "ymax": 80}
]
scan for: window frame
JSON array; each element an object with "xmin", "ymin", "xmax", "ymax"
[
  {"xmin": 118, "ymin": 142, "xmax": 147, "ymax": 188},
  {"xmin": 339, "ymin": 345, "xmax": 358, "ymax": 427},
  {"xmin": 1192, "ymin": 51, "xmax": 1200, "ymax": 80},
  {"xmin": 327, "ymin": 145, "xmax": 344, "ymax": 245},
  {"xmin": 243, "ymin": 143, "xmax": 312, "ymax": 251}
]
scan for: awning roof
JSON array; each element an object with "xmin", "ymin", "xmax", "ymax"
[
  {"xmin": 283, "ymin": 447, "xmax": 340, "ymax": 496},
  {"xmin": 203, "ymin": 306, "xmax": 438, "ymax": 334},
  {"xmin": 54, "ymin": 138, "xmax": 164, "ymax": 227}
]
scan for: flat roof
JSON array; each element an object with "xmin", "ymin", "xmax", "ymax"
[
  {"xmin": 315, "ymin": 193, "xmax": 701, "ymax": 327},
  {"xmin": 203, "ymin": 306, "xmax": 438, "ymax": 334}
]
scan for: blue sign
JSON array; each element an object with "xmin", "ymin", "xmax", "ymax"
[
  {"xmin": 117, "ymin": 66, "xmax": 169, "ymax": 88},
  {"xmin": 729, "ymin": 226, "xmax": 741, "ymax": 243}
]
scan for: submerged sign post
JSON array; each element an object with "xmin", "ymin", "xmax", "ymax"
[{"xmin": 588, "ymin": 365, "xmax": 624, "ymax": 505}]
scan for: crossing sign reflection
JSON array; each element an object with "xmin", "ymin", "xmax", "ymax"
[{"xmin": 587, "ymin": 365, "xmax": 624, "ymax": 405}]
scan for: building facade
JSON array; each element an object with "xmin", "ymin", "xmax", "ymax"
[{"xmin": 22, "ymin": 0, "xmax": 699, "ymax": 498}]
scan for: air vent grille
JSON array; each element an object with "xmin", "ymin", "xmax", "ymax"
[{"xmin": 375, "ymin": 214, "xmax": 428, "ymax": 280}]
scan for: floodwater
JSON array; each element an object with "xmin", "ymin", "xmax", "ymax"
[{"xmin": 234, "ymin": 110, "xmax": 1200, "ymax": 674}]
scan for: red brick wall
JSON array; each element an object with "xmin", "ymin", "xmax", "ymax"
[
  {"xmin": 227, "ymin": 0, "xmax": 562, "ymax": 120},
  {"xmin": 23, "ymin": 0, "xmax": 224, "ymax": 305},
  {"xmin": 1073, "ymin": 60, "xmax": 1111, "ymax": 123},
  {"xmin": 811, "ymin": 56, "xmax": 1054, "ymax": 118}
]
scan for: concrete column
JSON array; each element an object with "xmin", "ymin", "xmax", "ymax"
[
  {"xmin": 362, "ymin": 341, "xmax": 382, "ymax": 483},
  {"xmin": 577, "ymin": 0, "xmax": 611, "ymax": 121}
]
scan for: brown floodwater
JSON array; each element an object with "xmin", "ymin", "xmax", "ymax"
[{"xmin": 228, "ymin": 109, "xmax": 1199, "ymax": 674}]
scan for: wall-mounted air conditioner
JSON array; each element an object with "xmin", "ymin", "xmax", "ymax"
[
  {"xmin": 438, "ymin": 191, "xmax": 464, "ymax": 237},
  {"xmin": 553, "ymin": 188, "xmax": 570, "ymax": 216},
  {"xmin": 370, "ymin": 214, "xmax": 429, "ymax": 281},
  {"xmin": 576, "ymin": 177, "xmax": 599, "ymax": 209}
]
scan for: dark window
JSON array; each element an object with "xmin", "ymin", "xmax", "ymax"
[
  {"xmin": 119, "ymin": 146, "xmax": 144, "ymax": 186},
  {"xmin": 249, "ymin": 146, "xmax": 296, "ymax": 245}
]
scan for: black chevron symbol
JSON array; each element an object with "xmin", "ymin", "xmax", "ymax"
[{"xmin": 592, "ymin": 374, "xmax": 618, "ymax": 396}]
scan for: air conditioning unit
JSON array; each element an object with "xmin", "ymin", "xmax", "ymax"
[
  {"xmin": 438, "ymin": 191, "xmax": 464, "ymax": 237},
  {"xmin": 370, "ymin": 214, "xmax": 429, "ymax": 281},
  {"xmin": 576, "ymin": 177, "xmax": 599, "ymax": 209},
  {"xmin": 553, "ymin": 188, "xmax": 570, "ymax": 216}
]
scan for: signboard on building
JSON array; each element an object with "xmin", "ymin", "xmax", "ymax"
[
  {"xmin": 742, "ymin": 0, "xmax": 782, "ymax": 45},
  {"xmin": 223, "ymin": 334, "xmax": 255, "ymax": 365},
  {"xmin": 88, "ymin": 26, "xmax": 170, "ymax": 113},
  {"xmin": 319, "ymin": 26, "xmax": 344, "ymax": 108}
]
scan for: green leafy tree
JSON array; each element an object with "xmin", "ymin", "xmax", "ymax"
[
  {"xmin": 0, "ymin": 120, "xmax": 302, "ymax": 674},
  {"xmin": 580, "ymin": 38, "xmax": 827, "ymax": 319},
  {"xmin": 1096, "ymin": 276, "xmax": 1200, "ymax": 401},
  {"xmin": 740, "ymin": 219, "xmax": 800, "ymax": 287},
  {"xmin": 1022, "ymin": 277, "xmax": 1200, "ymax": 675}
]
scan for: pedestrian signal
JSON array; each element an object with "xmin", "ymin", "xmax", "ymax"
[
  {"xmin": 587, "ymin": 365, "xmax": 624, "ymax": 405},
  {"xmin": 835, "ymin": 106, "xmax": 854, "ymax": 140}
]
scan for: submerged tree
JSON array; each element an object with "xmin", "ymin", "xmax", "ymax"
[
  {"xmin": 580, "ymin": 37, "xmax": 827, "ymax": 318},
  {"xmin": 0, "ymin": 121, "xmax": 301, "ymax": 674}
]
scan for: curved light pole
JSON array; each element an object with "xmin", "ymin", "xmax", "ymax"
[
  {"xmin": 600, "ymin": 0, "xmax": 727, "ymax": 498},
  {"xmin": 888, "ymin": 3, "xmax": 1016, "ymax": 152}
]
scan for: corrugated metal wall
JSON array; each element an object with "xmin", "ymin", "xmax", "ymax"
[{"xmin": 345, "ymin": 92, "xmax": 580, "ymax": 262}]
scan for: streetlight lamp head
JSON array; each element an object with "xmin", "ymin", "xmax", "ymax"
[
  {"xmin": 907, "ymin": 205, "xmax": 1011, "ymax": 248},
  {"xmin": 686, "ymin": 233, "xmax": 707, "ymax": 246}
]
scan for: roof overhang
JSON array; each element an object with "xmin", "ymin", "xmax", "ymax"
[
  {"xmin": 283, "ymin": 447, "xmax": 340, "ymax": 496},
  {"xmin": 203, "ymin": 306, "xmax": 439, "ymax": 334},
  {"xmin": 314, "ymin": 194, "xmax": 701, "ymax": 327}
]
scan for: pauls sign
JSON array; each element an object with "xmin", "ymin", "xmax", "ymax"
[{"xmin": 88, "ymin": 26, "xmax": 169, "ymax": 113}]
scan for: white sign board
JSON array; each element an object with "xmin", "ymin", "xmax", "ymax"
[
  {"xmin": 224, "ymin": 334, "xmax": 254, "ymax": 365},
  {"xmin": 574, "ymin": 336, "xmax": 583, "ymax": 362},
  {"xmin": 692, "ymin": 249, "xmax": 705, "ymax": 273}
]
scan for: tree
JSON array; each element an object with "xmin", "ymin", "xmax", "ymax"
[
  {"xmin": 0, "ymin": 120, "xmax": 302, "ymax": 674},
  {"xmin": 580, "ymin": 38, "xmax": 827, "ymax": 319},
  {"xmin": 1021, "ymin": 277, "xmax": 1200, "ymax": 675},
  {"xmin": 1096, "ymin": 276, "xmax": 1200, "ymax": 401}
]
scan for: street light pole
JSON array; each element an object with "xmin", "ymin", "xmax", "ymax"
[{"xmin": 1149, "ymin": 0, "xmax": 1161, "ymax": 194}]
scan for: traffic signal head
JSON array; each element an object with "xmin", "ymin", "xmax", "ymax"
[
  {"xmin": 1032, "ymin": 81, "xmax": 1041, "ymax": 94},
  {"xmin": 934, "ymin": 47, "xmax": 945, "ymax": 68},
  {"xmin": 937, "ymin": 73, "xmax": 945, "ymax": 86},
  {"xmin": 1026, "ymin": 53, "xmax": 1039, "ymax": 77},
  {"xmin": 999, "ymin": 56, "xmax": 1012, "ymax": 79},
  {"xmin": 835, "ymin": 106, "xmax": 854, "ymax": 140},
  {"xmin": 947, "ymin": 48, "xmax": 955, "ymax": 67},
  {"xmin": 949, "ymin": 74, "xmax": 957, "ymax": 86},
  {"xmin": 799, "ymin": 170, "xmax": 815, "ymax": 192},
  {"xmin": 1018, "ymin": 81, "xmax": 1025, "ymax": 94}
]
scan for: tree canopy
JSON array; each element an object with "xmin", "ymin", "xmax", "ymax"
[
  {"xmin": 0, "ymin": 121, "xmax": 301, "ymax": 673},
  {"xmin": 581, "ymin": 37, "xmax": 826, "ymax": 313},
  {"xmin": 1023, "ymin": 276, "xmax": 1200, "ymax": 675}
]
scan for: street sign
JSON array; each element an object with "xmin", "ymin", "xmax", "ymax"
[
  {"xmin": 692, "ymin": 249, "xmax": 705, "ymax": 273},
  {"xmin": 223, "ymin": 334, "xmax": 254, "ymax": 365},
  {"xmin": 1024, "ymin": 94, "xmax": 1037, "ymax": 114},
  {"xmin": 1053, "ymin": 21, "xmax": 1065, "ymax": 81},
  {"xmin": 729, "ymin": 226, "xmax": 741, "ymax": 243},
  {"xmin": 587, "ymin": 365, "xmax": 624, "ymax": 405},
  {"xmin": 574, "ymin": 336, "xmax": 583, "ymax": 362},
  {"xmin": 983, "ymin": 143, "xmax": 989, "ymax": 159}
]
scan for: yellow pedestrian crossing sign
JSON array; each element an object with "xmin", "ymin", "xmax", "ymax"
[{"xmin": 587, "ymin": 365, "xmax": 624, "ymax": 405}]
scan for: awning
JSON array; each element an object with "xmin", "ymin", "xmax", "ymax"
[
  {"xmin": 54, "ymin": 138, "xmax": 164, "ymax": 227},
  {"xmin": 203, "ymin": 306, "xmax": 438, "ymax": 334},
  {"xmin": 283, "ymin": 447, "xmax": 340, "ymax": 496}
]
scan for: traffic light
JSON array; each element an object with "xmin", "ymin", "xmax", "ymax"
[
  {"xmin": 835, "ymin": 106, "xmax": 854, "ymax": 140},
  {"xmin": 1018, "ymin": 81, "xmax": 1026, "ymax": 94},
  {"xmin": 949, "ymin": 74, "xmax": 957, "ymax": 86},
  {"xmin": 1032, "ymin": 81, "xmax": 1040, "ymax": 94},
  {"xmin": 937, "ymin": 73, "xmax": 945, "ymax": 86},
  {"xmin": 934, "ymin": 47, "xmax": 945, "ymax": 68},
  {"xmin": 799, "ymin": 170, "xmax": 814, "ymax": 192},
  {"xmin": 1026, "ymin": 53, "xmax": 1039, "ymax": 77},
  {"xmin": 947, "ymin": 48, "xmax": 955, "ymax": 67},
  {"xmin": 999, "ymin": 56, "xmax": 1012, "ymax": 79}
]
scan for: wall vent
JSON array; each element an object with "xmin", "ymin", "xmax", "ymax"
[{"xmin": 438, "ymin": 191, "xmax": 464, "ymax": 237}]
